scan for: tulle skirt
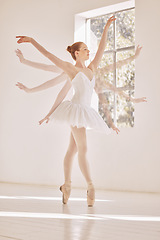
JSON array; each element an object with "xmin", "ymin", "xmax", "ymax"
[{"xmin": 50, "ymin": 100, "xmax": 112, "ymax": 135}]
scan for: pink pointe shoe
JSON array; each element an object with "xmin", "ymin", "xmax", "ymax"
[
  {"xmin": 87, "ymin": 182, "xmax": 95, "ymax": 207},
  {"xmin": 60, "ymin": 181, "xmax": 71, "ymax": 204}
]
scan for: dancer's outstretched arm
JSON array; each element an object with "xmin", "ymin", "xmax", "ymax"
[
  {"xmin": 39, "ymin": 80, "xmax": 72, "ymax": 125},
  {"xmin": 94, "ymin": 86, "xmax": 120, "ymax": 134},
  {"xmin": 88, "ymin": 16, "xmax": 116, "ymax": 71},
  {"xmin": 16, "ymin": 72, "xmax": 68, "ymax": 93},
  {"xmin": 98, "ymin": 45, "xmax": 142, "ymax": 74},
  {"xmin": 15, "ymin": 49, "xmax": 63, "ymax": 73},
  {"xmin": 101, "ymin": 81, "xmax": 147, "ymax": 103},
  {"xmin": 16, "ymin": 36, "xmax": 74, "ymax": 74}
]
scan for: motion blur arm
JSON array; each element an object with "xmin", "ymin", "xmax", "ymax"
[
  {"xmin": 22, "ymin": 59, "xmax": 63, "ymax": 73},
  {"xmin": 46, "ymin": 80, "xmax": 72, "ymax": 118},
  {"xmin": 29, "ymin": 72, "xmax": 68, "ymax": 93}
]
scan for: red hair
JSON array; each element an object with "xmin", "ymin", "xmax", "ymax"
[{"xmin": 67, "ymin": 42, "xmax": 84, "ymax": 60}]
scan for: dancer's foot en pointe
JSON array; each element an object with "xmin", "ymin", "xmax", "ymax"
[
  {"xmin": 87, "ymin": 181, "xmax": 95, "ymax": 207},
  {"xmin": 60, "ymin": 181, "xmax": 71, "ymax": 204}
]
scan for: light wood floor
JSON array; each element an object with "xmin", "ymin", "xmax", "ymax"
[{"xmin": 0, "ymin": 183, "xmax": 160, "ymax": 240}]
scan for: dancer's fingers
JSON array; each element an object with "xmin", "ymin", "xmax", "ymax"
[
  {"xmin": 39, "ymin": 120, "xmax": 42, "ymax": 125},
  {"xmin": 143, "ymin": 97, "xmax": 147, "ymax": 101},
  {"xmin": 15, "ymin": 50, "xmax": 19, "ymax": 53},
  {"xmin": 39, "ymin": 118, "xmax": 47, "ymax": 125},
  {"xmin": 16, "ymin": 84, "xmax": 23, "ymax": 89},
  {"xmin": 16, "ymin": 36, "xmax": 25, "ymax": 38},
  {"xmin": 16, "ymin": 82, "xmax": 21, "ymax": 85},
  {"xmin": 46, "ymin": 117, "xmax": 50, "ymax": 123},
  {"xmin": 113, "ymin": 127, "xmax": 120, "ymax": 134},
  {"xmin": 16, "ymin": 49, "xmax": 21, "ymax": 53},
  {"xmin": 108, "ymin": 16, "xmax": 116, "ymax": 23},
  {"xmin": 111, "ymin": 17, "xmax": 116, "ymax": 21},
  {"xmin": 17, "ymin": 40, "xmax": 22, "ymax": 44},
  {"xmin": 117, "ymin": 129, "xmax": 120, "ymax": 133},
  {"xmin": 16, "ymin": 82, "xmax": 25, "ymax": 89}
]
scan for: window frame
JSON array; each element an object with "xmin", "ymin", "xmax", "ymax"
[{"xmin": 85, "ymin": 6, "xmax": 135, "ymax": 127}]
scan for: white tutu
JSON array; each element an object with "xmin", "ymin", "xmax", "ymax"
[{"xmin": 50, "ymin": 72, "xmax": 111, "ymax": 135}]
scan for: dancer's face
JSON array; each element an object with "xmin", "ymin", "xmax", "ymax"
[{"xmin": 76, "ymin": 43, "xmax": 90, "ymax": 61}]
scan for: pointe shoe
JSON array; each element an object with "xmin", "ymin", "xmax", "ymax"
[
  {"xmin": 60, "ymin": 182, "xmax": 71, "ymax": 204},
  {"xmin": 87, "ymin": 185, "xmax": 95, "ymax": 207}
]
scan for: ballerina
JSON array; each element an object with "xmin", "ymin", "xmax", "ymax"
[
  {"xmin": 15, "ymin": 16, "xmax": 146, "ymax": 207},
  {"xmin": 15, "ymin": 45, "xmax": 146, "ymax": 129}
]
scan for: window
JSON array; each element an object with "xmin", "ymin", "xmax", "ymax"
[{"xmin": 86, "ymin": 8, "xmax": 135, "ymax": 128}]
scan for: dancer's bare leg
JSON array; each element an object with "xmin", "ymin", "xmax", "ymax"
[
  {"xmin": 60, "ymin": 131, "xmax": 77, "ymax": 204},
  {"xmin": 70, "ymin": 126, "xmax": 91, "ymax": 182},
  {"xmin": 63, "ymin": 131, "xmax": 77, "ymax": 184},
  {"xmin": 71, "ymin": 126, "xmax": 95, "ymax": 199}
]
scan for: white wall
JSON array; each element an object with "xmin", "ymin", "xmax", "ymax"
[{"xmin": 0, "ymin": 0, "xmax": 160, "ymax": 193}]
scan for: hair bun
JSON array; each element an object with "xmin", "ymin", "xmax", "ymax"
[{"xmin": 67, "ymin": 46, "xmax": 72, "ymax": 53}]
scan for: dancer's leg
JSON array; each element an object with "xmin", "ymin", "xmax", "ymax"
[
  {"xmin": 70, "ymin": 126, "xmax": 93, "ymax": 184},
  {"xmin": 60, "ymin": 131, "xmax": 77, "ymax": 204},
  {"xmin": 71, "ymin": 126, "xmax": 95, "ymax": 205},
  {"xmin": 63, "ymin": 131, "xmax": 77, "ymax": 184}
]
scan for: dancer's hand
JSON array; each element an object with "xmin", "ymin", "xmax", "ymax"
[
  {"xmin": 16, "ymin": 82, "xmax": 30, "ymax": 93},
  {"xmin": 132, "ymin": 97, "xmax": 147, "ymax": 103},
  {"xmin": 16, "ymin": 36, "xmax": 32, "ymax": 44},
  {"xmin": 111, "ymin": 124, "xmax": 120, "ymax": 134},
  {"xmin": 105, "ymin": 16, "xmax": 116, "ymax": 28},
  {"xmin": 15, "ymin": 49, "xmax": 25, "ymax": 63},
  {"xmin": 39, "ymin": 116, "xmax": 50, "ymax": 125},
  {"xmin": 135, "ymin": 45, "xmax": 143, "ymax": 58}
]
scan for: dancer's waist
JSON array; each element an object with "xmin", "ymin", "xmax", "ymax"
[{"xmin": 71, "ymin": 97, "xmax": 91, "ymax": 107}]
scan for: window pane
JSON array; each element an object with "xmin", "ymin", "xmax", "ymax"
[
  {"xmin": 90, "ymin": 14, "xmax": 114, "ymax": 52},
  {"xmin": 116, "ymin": 49, "xmax": 135, "ymax": 88},
  {"xmin": 98, "ymin": 52, "xmax": 114, "ymax": 84},
  {"xmin": 115, "ymin": 9, "xmax": 135, "ymax": 49},
  {"xmin": 116, "ymin": 95, "xmax": 134, "ymax": 127}
]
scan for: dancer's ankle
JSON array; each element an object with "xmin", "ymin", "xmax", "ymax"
[
  {"xmin": 87, "ymin": 181, "xmax": 94, "ymax": 189},
  {"xmin": 65, "ymin": 180, "xmax": 72, "ymax": 186}
]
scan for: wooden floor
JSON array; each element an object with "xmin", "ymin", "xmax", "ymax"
[{"xmin": 0, "ymin": 183, "xmax": 160, "ymax": 240}]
